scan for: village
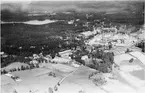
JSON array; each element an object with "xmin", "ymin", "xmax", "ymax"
[{"xmin": 1, "ymin": 21, "xmax": 145, "ymax": 93}]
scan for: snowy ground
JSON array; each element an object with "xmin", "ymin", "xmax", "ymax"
[
  {"xmin": 1, "ymin": 62, "xmax": 29, "ymax": 71},
  {"xmin": 1, "ymin": 60, "xmax": 145, "ymax": 93}
]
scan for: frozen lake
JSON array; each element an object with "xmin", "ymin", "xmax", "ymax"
[
  {"xmin": 1, "ymin": 19, "xmax": 57, "ymax": 25},
  {"xmin": 23, "ymin": 20, "xmax": 57, "ymax": 25}
]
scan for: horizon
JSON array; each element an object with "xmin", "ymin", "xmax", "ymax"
[
  {"xmin": 1, "ymin": 0, "xmax": 144, "ymax": 3},
  {"xmin": 1, "ymin": 0, "xmax": 144, "ymax": 14}
]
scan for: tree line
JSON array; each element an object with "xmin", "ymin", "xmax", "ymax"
[{"xmin": 1, "ymin": 63, "xmax": 39, "ymax": 75}]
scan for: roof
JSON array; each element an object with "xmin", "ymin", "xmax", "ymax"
[
  {"xmin": 59, "ymin": 50, "xmax": 72, "ymax": 55},
  {"xmin": 51, "ymin": 57, "xmax": 71, "ymax": 63},
  {"xmin": 80, "ymin": 31, "xmax": 94, "ymax": 37}
]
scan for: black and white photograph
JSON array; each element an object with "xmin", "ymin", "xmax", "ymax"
[{"xmin": 0, "ymin": 0, "xmax": 145, "ymax": 93}]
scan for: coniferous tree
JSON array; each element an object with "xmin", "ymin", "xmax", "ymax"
[
  {"xmin": 23, "ymin": 66, "xmax": 26, "ymax": 70},
  {"xmin": 10, "ymin": 69, "xmax": 13, "ymax": 72},
  {"xmin": 13, "ymin": 89, "xmax": 18, "ymax": 93},
  {"xmin": 30, "ymin": 64, "xmax": 33, "ymax": 69},
  {"xmin": 30, "ymin": 64, "xmax": 35, "ymax": 69},
  {"xmin": 18, "ymin": 68, "xmax": 21, "ymax": 71},
  {"xmin": 3, "ymin": 69, "xmax": 7, "ymax": 74},
  {"xmin": 26, "ymin": 66, "xmax": 29, "ymax": 70},
  {"xmin": 36, "ymin": 64, "xmax": 39, "ymax": 68},
  {"xmin": 32, "ymin": 64, "xmax": 34, "ymax": 69},
  {"xmin": 125, "ymin": 48, "xmax": 130, "ymax": 53},
  {"xmin": 1, "ymin": 71, "xmax": 3, "ymax": 74},
  {"xmin": 21, "ymin": 65, "xmax": 24, "ymax": 70},
  {"xmin": 12, "ymin": 69, "xmax": 14, "ymax": 72}
]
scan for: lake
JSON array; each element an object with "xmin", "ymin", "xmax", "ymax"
[{"xmin": 1, "ymin": 19, "xmax": 57, "ymax": 25}]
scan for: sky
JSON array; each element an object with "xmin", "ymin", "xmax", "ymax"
[
  {"xmin": 1, "ymin": 0, "xmax": 144, "ymax": 14},
  {"xmin": 1, "ymin": 0, "xmax": 144, "ymax": 3}
]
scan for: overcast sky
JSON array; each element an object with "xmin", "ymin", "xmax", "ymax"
[
  {"xmin": 1, "ymin": 0, "xmax": 144, "ymax": 3},
  {"xmin": 1, "ymin": 0, "xmax": 144, "ymax": 14}
]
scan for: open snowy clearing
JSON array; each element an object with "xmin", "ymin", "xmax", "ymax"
[
  {"xmin": 1, "ymin": 62, "xmax": 145, "ymax": 93},
  {"xmin": 1, "ymin": 62, "xmax": 29, "ymax": 71}
]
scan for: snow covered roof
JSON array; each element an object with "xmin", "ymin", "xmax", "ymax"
[
  {"xmin": 59, "ymin": 50, "xmax": 72, "ymax": 55},
  {"xmin": 0, "ymin": 52, "xmax": 4, "ymax": 55},
  {"xmin": 81, "ymin": 55, "xmax": 89, "ymax": 60},
  {"xmin": 51, "ymin": 57, "xmax": 71, "ymax": 63},
  {"xmin": 80, "ymin": 31, "xmax": 94, "ymax": 37}
]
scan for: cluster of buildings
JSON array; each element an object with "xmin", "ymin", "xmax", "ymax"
[
  {"xmin": 29, "ymin": 50, "xmax": 75, "ymax": 66},
  {"xmin": 0, "ymin": 52, "xmax": 8, "ymax": 58},
  {"xmin": 79, "ymin": 24, "xmax": 142, "ymax": 53}
]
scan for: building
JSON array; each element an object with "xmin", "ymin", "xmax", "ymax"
[
  {"xmin": 51, "ymin": 57, "xmax": 71, "ymax": 64},
  {"xmin": 59, "ymin": 50, "xmax": 72, "ymax": 59},
  {"xmin": 68, "ymin": 20, "xmax": 74, "ymax": 24},
  {"xmin": 30, "ymin": 60, "xmax": 39, "ymax": 65},
  {"xmin": 33, "ymin": 54, "xmax": 40, "ymax": 59}
]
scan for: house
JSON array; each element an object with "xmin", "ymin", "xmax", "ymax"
[
  {"xmin": 43, "ymin": 55, "xmax": 52, "ymax": 62},
  {"xmin": 80, "ymin": 31, "xmax": 95, "ymax": 38},
  {"xmin": 59, "ymin": 50, "xmax": 72, "ymax": 59},
  {"xmin": 81, "ymin": 55, "xmax": 89, "ymax": 60},
  {"xmin": 71, "ymin": 61, "xmax": 81, "ymax": 67},
  {"xmin": 102, "ymin": 27, "xmax": 117, "ymax": 33},
  {"xmin": 68, "ymin": 20, "xmax": 74, "ymax": 24},
  {"xmin": 85, "ymin": 45, "xmax": 93, "ymax": 53},
  {"xmin": 0, "ymin": 52, "xmax": 8, "ymax": 58},
  {"xmin": 33, "ymin": 54, "xmax": 40, "ymax": 59},
  {"xmin": 0, "ymin": 51, "xmax": 4, "ymax": 55},
  {"xmin": 51, "ymin": 57, "xmax": 71, "ymax": 64},
  {"xmin": 30, "ymin": 60, "xmax": 39, "ymax": 65}
]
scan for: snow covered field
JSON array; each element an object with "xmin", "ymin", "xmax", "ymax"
[
  {"xmin": 1, "ymin": 61, "xmax": 145, "ymax": 93},
  {"xmin": 1, "ymin": 62, "xmax": 29, "ymax": 71}
]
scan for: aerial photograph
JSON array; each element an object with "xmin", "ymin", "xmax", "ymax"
[{"xmin": 0, "ymin": 0, "xmax": 145, "ymax": 93}]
